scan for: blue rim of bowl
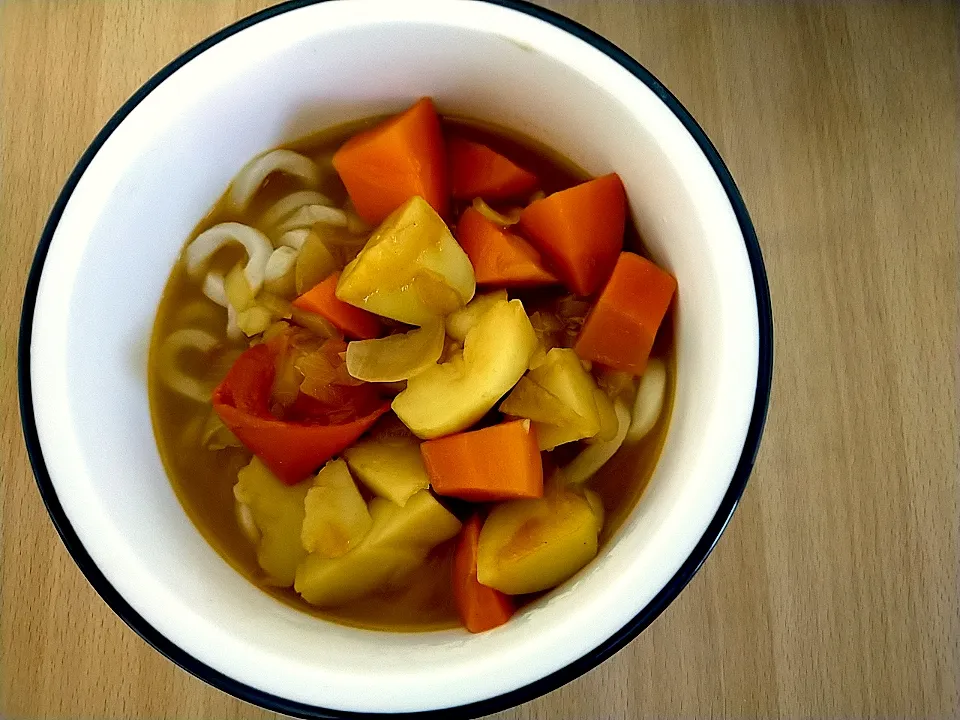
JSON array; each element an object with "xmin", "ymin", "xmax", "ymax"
[{"xmin": 17, "ymin": 0, "xmax": 773, "ymax": 717}]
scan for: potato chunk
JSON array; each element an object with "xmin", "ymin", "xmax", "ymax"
[
  {"xmin": 343, "ymin": 435, "xmax": 430, "ymax": 506},
  {"xmin": 300, "ymin": 459, "xmax": 372, "ymax": 558},
  {"xmin": 234, "ymin": 457, "xmax": 309, "ymax": 586},
  {"xmin": 445, "ymin": 290, "xmax": 507, "ymax": 343},
  {"xmin": 476, "ymin": 487, "xmax": 601, "ymax": 595},
  {"xmin": 294, "ymin": 490, "xmax": 461, "ymax": 607},
  {"xmin": 392, "ymin": 299, "xmax": 537, "ymax": 438},
  {"xmin": 336, "ymin": 196, "xmax": 475, "ymax": 325}
]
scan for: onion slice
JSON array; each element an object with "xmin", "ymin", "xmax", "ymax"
[
  {"xmin": 260, "ymin": 190, "xmax": 332, "ymax": 229},
  {"xmin": 227, "ymin": 149, "xmax": 319, "ymax": 211},
  {"xmin": 563, "ymin": 400, "xmax": 631, "ymax": 486},
  {"xmin": 625, "ymin": 359, "xmax": 667, "ymax": 443},
  {"xmin": 186, "ymin": 222, "xmax": 272, "ymax": 294},
  {"xmin": 346, "ymin": 321, "xmax": 445, "ymax": 383},
  {"xmin": 274, "ymin": 204, "xmax": 349, "ymax": 235}
]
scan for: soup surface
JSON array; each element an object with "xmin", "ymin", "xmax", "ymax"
[{"xmin": 149, "ymin": 100, "xmax": 676, "ymax": 632}]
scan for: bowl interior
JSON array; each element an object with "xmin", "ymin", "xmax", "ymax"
[{"xmin": 28, "ymin": 0, "xmax": 759, "ymax": 713}]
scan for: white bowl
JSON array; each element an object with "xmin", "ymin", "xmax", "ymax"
[{"xmin": 19, "ymin": 0, "xmax": 772, "ymax": 716}]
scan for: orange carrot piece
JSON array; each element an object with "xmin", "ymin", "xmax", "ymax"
[
  {"xmin": 518, "ymin": 173, "xmax": 626, "ymax": 296},
  {"xmin": 448, "ymin": 136, "xmax": 538, "ymax": 200},
  {"xmin": 453, "ymin": 515, "xmax": 514, "ymax": 633},
  {"xmin": 421, "ymin": 420, "xmax": 544, "ymax": 502},
  {"xmin": 456, "ymin": 207, "xmax": 559, "ymax": 288},
  {"xmin": 574, "ymin": 252, "xmax": 677, "ymax": 374},
  {"xmin": 333, "ymin": 98, "xmax": 448, "ymax": 224},
  {"xmin": 292, "ymin": 272, "xmax": 381, "ymax": 340}
]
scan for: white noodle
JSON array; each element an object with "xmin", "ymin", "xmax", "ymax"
[
  {"xmin": 273, "ymin": 204, "xmax": 348, "ymax": 235},
  {"xmin": 226, "ymin": 305, "xmax": 242, "ymax": 341},
  {"xmin": 264, "ymin": 246, "xmax": 298, "ymax": 285},
  {"xmin": 279, "ymin": 228, "xmax": 311, "ymax": 250},
  {"xmin": 158, "ymin": 328, "xmax": 219, "ymax": 403},
  {"xmin": 563, "ymin": 400, "xmax": 631, "ymax": 486},
  {"xmin": 227, "ymin": 149, "xmax": 319, "ymax": 211},
  {"xmin": 202, "ymin": 271, "xmax": 228, "ymax": 307},
  {"xmin": 186, "ymin": 222, "xmax": 272, "ymax": 294},
  {"xmin": 260, "ymin": 190, "xmax": 332, "ymax": 229},
  {"xmin": 625, "ymin": 359, "xmax": 666, "ymax": 443}
]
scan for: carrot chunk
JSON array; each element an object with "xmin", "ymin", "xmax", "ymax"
[
  {"xmin": 574, "ymin": 252, "xmax": 677, "ymax": 374},
  {"xmin": 517, "ymin": 173, "xmax": 626, "ymax": 296},
  {"xmin": 448, "ymin": 136, "xmax": 538, "ymax": 200},
  {"xmin": 333, "ymin": 98, "xmax": 448, "ymax": 224},
  {"xmin": 420, "ymin": 420, "xmax": 544, "ymax": 502},
  {"xmin": 453, "ymin": 515, "xmax": 514, "ymax": 633},
  {"xmin": 292, "ymin": 272, "xmax": 381, "ymax": 340},
  {"xmin": 456, "ymin": 206, "xmax": 559, "ymax": 288}
]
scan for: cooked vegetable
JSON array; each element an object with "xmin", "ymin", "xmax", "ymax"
[
  {"xmin": 336, "ymin": 196, "xmax": 475, "ymax": 325},
  {"xmin": 574, "ymin": 252, "xmax": 677, "ymax": 374},
  {"xmin": 448, "ymin": 136, "xmax": 537, "ymax": 200},
  {"xmin": 345, "ymin": 321, "xmax": 444, "ymax": 382},
  {"xmin": 563, "ymin": 400, "xmax": 631, "ymax": 486},
  {"xmin": 453, "ymin": 515, "xmax": 514, "ymax": 633},
  {"xmin": 471, "ymin": 198, "xmax": 521, "ymax": 226},
  {"xmin": 518, "ymin": 174, "xmax": 626, "ymax": 296},
  {"xmin": 234, "ymin": 457, "xmax": 309, "ymax": 585},
  {"xmin": 261, "ymin": 190, "xmax": 332, "ymax": 229},
  {"xmin": 421, "ymin": 419, "xmax": 543, "ymax": 501},
  {"xmin": 236, "ymin": 306, "xmax": 274, "ymax": 336},
  {"xmin": 343, "ymin": 434, "xmax": 430, "ymax": 506},
  {"xmin": 293, "ymin": 272, "xmax": 382, "ymax": 340},
  {"xmin": 274, "ymin": 204, "xmax": 348, "ymax": 235},
  {"xmin": 294, "ymin": 490, "xmax": 461, "ymax": 607},
  {"xmin": 591, "ymin": 387, "xmax": 619, "ymax": 443},
  {"xmin": 301, "ymin": 459, "xmax": 372, "ymax": 558},
  {"xmin": 476, "ymin": 485, "xmax": 601, "ymax": 595},
  {"xmin": 445, "ymin": 290, "xmax": 507, "ymax": 343},
  {"xmin": 456, "ymin": 207, "xmax": 559, "ymax": 288},
  {"xmin": 294, "ymin": 232, "xmax": 339, "ymax": 295},
  {"xmin": 185, "ymin": 222, "xmax": 273, "ymax": 294},
  {"xmin": 626, "ymin": 358, "xmax": 667, "ymax": 443},
  {"xmin": 228, "ymin": 149, "xmax": 319, "ymax": 211},
  {"xmin": 501, "ymin": 348, "xmax": 601, "ymax": 450},
  {"xmin": 213, "ymin": 343, "xmax": 389, "ymax": 484},
  {"xmin": 333, "ymin": 98, "xmax": 448, "ymax": 224},
  {"xmin": 392, "ymin": 299, "xmax": 537, "ymax": 438}
]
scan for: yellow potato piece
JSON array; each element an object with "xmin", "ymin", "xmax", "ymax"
[
  {"xmin": 392, "ymin": 299, "xmax": 537, "ymax": 438},
  {"xmin": 345, "ymin": 320, "xmax": 444, "ymax": 383},
  {"xmin": 591, "ymin": 387, "xmax": 620, "ymax": 443},
  {"xmin": 445, "ymin": 289, "xmax": 507, "ymax": 343},
  {"xmin": 295, "ymin": 545, "xmax": 423, "ymax": 607},
  {"xmin": 294, "ymin": 490, "xmax": 461, "ymax": 608},
  {"xmin": 336, "ymin": 196, "xmax": 476, "ymax": 325},
  {"xmin": 343, "ymin": 436, "xmax": 430, "ymax": 506},
  {"xmin": 524, "ymin": 348, "xmax": 603, "ymax": 450},
  {"xmin": 300, "ymin": 459, "xmax": 372, "ymax": 558},
  {"xmin": 364, "ymin": 491, "xmax": 462, "ymax": 550},
  {"xmin": 476, "ymin": 488, "xmax": 600, "ymax": 595},
  {"xmin": 295, "ymin": 232, "xmax": 339, "ymax": 295},
  {"xmin": 233, "ymin": 458, "xmax": 309, "ymax": 586},
  {"xmin": 499, "ymin": 376, "xmax": 583, "ymax": 428}
]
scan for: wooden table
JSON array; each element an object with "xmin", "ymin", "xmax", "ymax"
[{"xmin": 1, "ymin": 1, "xmax": 956, "ymax": 718}]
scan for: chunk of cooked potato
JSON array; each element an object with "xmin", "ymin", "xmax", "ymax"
[
  {"xmin": 300, "ymin": 459, "xmax": 372, "ymax": 558},
  {"xmin": 343, "ymin": 435, "xmax": 430, "ymax": 506},
  {"xmin": 392, "ymin": 299, "xmax": 537, "ymax": 438},
  {"xmin": 233, "ymin": 457, "xmax": 309, "ymax": 586},
  {"xmin": 336, "ymin": 196, "xmax": 475, "ymax": 325},
  {"xmin": 294, "ymin": 490, "xmax": 461, "ymax": 607},
  {"xmin": 445, "ymin": 289, "xmax": 507, "ymax": 343},
  {"xmin": 476, "ymin": 487, "xmax": 601, "ymax": 595}
]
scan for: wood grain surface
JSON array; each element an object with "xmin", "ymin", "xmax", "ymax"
[{"xmin": 1, "ymin": 1, "xmax": 957, "ymax": 718}]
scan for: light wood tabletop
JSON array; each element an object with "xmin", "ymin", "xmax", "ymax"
[{"xmin": 1, "ymin": 1, "xmax": 957, "ymax": 718}]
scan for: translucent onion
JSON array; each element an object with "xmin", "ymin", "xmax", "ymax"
[
  {"xmin": 186, "ymin": 222, "xmax": 272, "ymax": 294},
  {"xmin": 260, "ymin": 190, "xmax": 332, "ymax": 229},
  {"xmin": 563, "ymin": 400, "xmax": 631, "ymax": 486},
  {"xmin": 625, "ymin": 359, "xmax": 666, "ymax": 443},
  {"xmin": 472, "ymin": 197, "xmax": 521, "ymax": 226},
  {"xmin": 158, "ymin": 328, "xmax": 219, "ymax": 403},
  {"xmin": 274, "ymin": 204, "xmax": 348, "ymax": 235},
  {"xmin": 227, "ymin": 149, "xmax": 319, "ymax": 211},
  {"xmin": 236, "ymin": 502, "xmax": 261, "ymax": 544},
  {"xmin": 237, "ymin": 306, "xmax": 274, "ymax": 337},
  {"xmin": 295, "ymin": 233, "xmax": 338, "ymax": 294},
  {"xmin": 345, "ymin": 321, "xmax": 445, "ymax": 383}
]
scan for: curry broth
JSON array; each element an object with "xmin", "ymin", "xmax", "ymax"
[{"xmin": 149, "ymin": 116, "xmax": 675, "ymax": 631}]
